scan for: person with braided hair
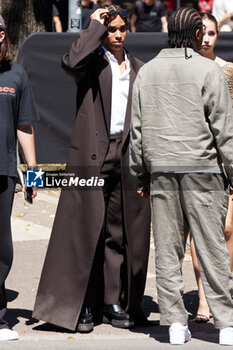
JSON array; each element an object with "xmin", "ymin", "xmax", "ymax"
[{"xmin": 130, "ymin": 7, "xmax": 233, "ymax": 345}]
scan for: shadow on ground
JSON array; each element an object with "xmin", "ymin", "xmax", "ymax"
[
  {"xmin": 129, "ymin": 291, "xmax": 218, "ymax": 344},
  {"xmin": 5, "ymin": 308, "xmax": 38, "ymax": 329},
  {"xmin": 4, "ymin": 289, "xmax": 218, "ymax": 344}
]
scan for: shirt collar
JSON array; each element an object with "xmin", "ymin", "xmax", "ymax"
[
  {"xmin": 157, "ymin": 48, "xmax": 200, "ymax": 58},
  {"xmin": 102, "ymin": 45, "xmax": 130, "ymax": 72}
]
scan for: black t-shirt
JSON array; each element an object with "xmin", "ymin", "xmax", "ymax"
[
  {"xmin": 52, "ymin": 4, "xmax": 60, "ymax": 31},
  {"xmin": 53, "ymin": 0, "xmax": 68, "ymax": 32},
  {"xmin": 52, "ymin": 3, "xmax": 59, "ymax": 17},
  {"xmin": 133, "ymin": 0, "xmax": 166, "ymax": 32},
  {"xmin": 0, "ymin": 62, "xmax": 39, "ymax": 177}
]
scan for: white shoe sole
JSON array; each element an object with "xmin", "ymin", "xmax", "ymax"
[
  {"xmin": 219, "ymin": 328, "xmax": 233, "ymax": 345},
  {"xmin": 0, "ymin": 329, "xmax": 19, "ymax": 341},
  {"xmin": 170, "ymin": 334, "xmax": 191, "ymax": 345}
]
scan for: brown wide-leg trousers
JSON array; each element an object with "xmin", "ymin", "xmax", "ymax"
[
  {"xmin": 85, "ymin": 133, "xmax": 125, "ymax": 306},
  {"xmin": 101, "ymin": 133, "xmax": 125, "ymax": 305}
]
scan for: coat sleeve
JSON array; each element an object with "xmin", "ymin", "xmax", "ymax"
[
  {"xmin": 207, "ymin": 66, "xmax": 233, "ymax": 186},
  {"xmin": 129, "ymin": 71, "xmax": 150, "ymax": 187},
  {"xmin": 61, "ymin": 20, "xmax": 107, "ymax": 82}
]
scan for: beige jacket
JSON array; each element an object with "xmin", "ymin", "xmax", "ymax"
[{"xmin": 130, "ymin": 48, "xmax": 233, "ymax": 185}]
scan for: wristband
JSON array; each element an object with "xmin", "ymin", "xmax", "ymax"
[{"xmin": 27, "ymin": 166, "xmax": 38, "ymax": 171}]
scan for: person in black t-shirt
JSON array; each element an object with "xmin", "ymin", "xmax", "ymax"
[
  {"xmin": 53, "ymin": 0, "xmax": 68, "ymax": 32},
  {"xmin": 0, "ymin": 15, "xmax": 39, "ymax": 341},
  {"xmin": 81, "ymin": 0, "xmax": 99, "ymax": 29},
  {"xmin": 131, "ymin": 0, "xmax": 168, "ymax": 32}
]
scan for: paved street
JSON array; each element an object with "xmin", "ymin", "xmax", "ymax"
[{"xmin": 2, "ymin": 188, "xmax": 228, "ymax": 349}]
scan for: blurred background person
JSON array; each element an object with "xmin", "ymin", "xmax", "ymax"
[
  {"xmin": 131, "ymin": 0, "xmax": 167, "ymax": 32},
  {"xmin": 53, "ymin": 0, "xmax": 68, "ymax": 32},
  {"xmin": 52, "ymin": 3, "xmax": 63, "ymax": 32},
  {"xmin": 212, "ymin": 0, "xmax": 233, "ymax": 31},
  {"xmin": 81, "ymin": 0, "xmax": 99, "ymax": 29},
  {"xmin": 53, "ymin": 0, "xmax": 100, "ymax": 31},
  {"xmin": 190, "ymin": 12, "xmax": 233, "ymax": 323},
  {"xmin": 198, "ymin": 0, "xmax": 213, "ymax": 13}
]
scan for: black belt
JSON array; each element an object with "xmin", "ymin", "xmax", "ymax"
[{"xmin": 110, "ymin": 132, "xmax": 123, "ymax": 141}]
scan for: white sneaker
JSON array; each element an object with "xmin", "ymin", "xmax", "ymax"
[
  {"xmin": 169, "ymin": 322, "xmax": 191, "ymax": 345},
  {"xmin": 219, "ymin": 327, "xmax": 233, "ymax": 345},
  {"xmin": 0, "ymin": 328, "xmax": 19, "ymax": 341}
]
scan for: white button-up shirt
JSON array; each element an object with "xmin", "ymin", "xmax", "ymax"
[{"xmin": 103, "ymin": 46, "xmax": 131, "ymax": 134}]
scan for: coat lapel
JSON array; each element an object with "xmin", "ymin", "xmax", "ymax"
[{"xmin": 122, "ymin": 55, "xmax": 137, "ymax": 146}]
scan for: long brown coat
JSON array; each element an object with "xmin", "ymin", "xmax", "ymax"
[{"xmin": 33, "ymin": 20, "xmax": 151, "ymax": 331}]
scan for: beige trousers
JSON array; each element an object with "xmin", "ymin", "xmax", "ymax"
[{"xmin": 150, "ymin": 172, "xmax": 233, "ymax": 329}]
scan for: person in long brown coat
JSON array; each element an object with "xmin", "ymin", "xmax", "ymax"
[{"xmin": 33, "ymin": 6, "xmax": 150, "ymax": 333}]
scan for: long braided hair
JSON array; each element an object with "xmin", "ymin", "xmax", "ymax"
[{"xmin": 168, "ymin": 7, "xmax": 203, "ymax": 59}]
